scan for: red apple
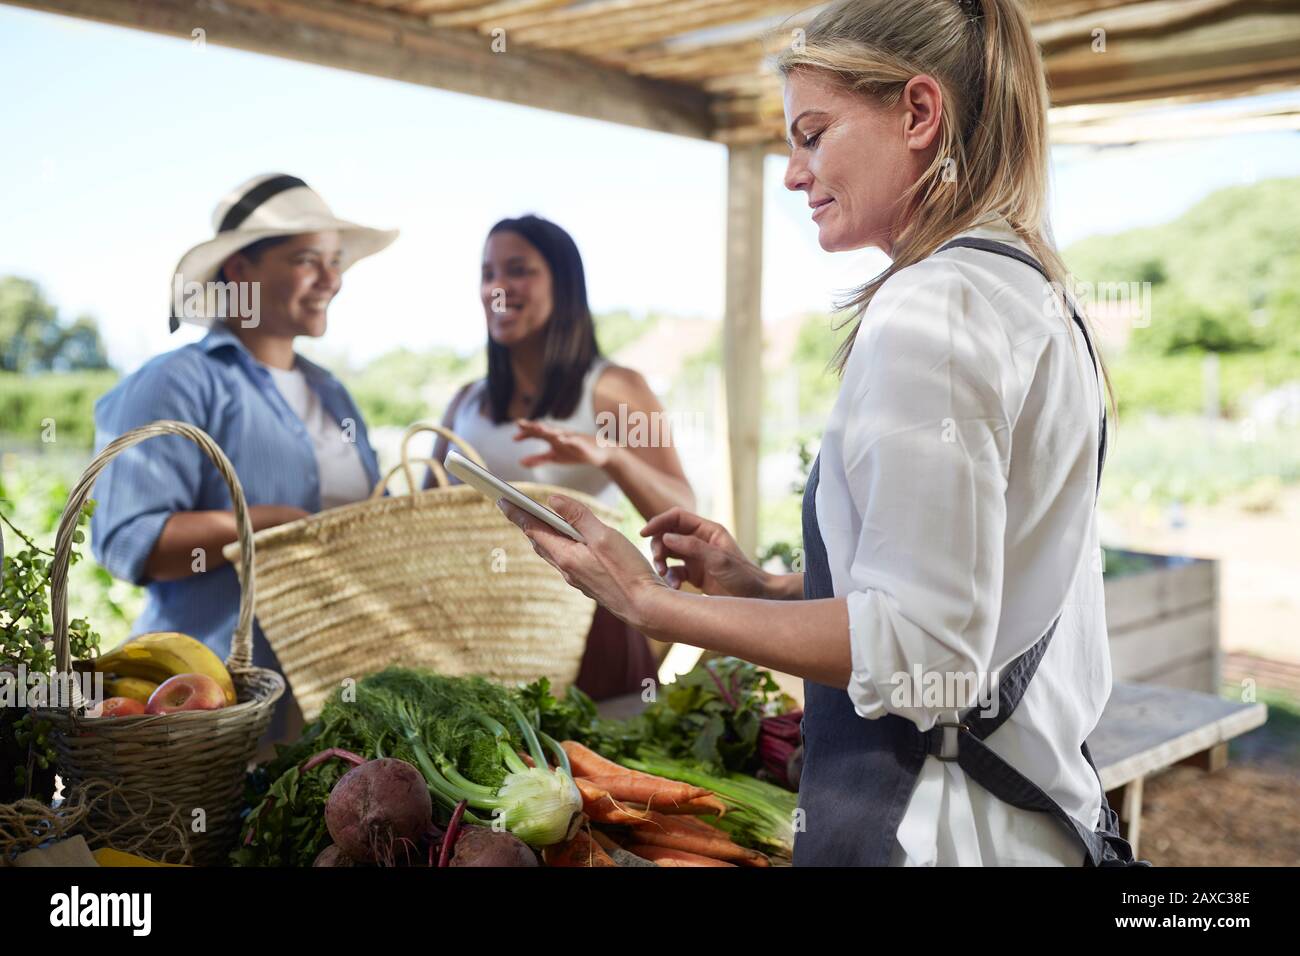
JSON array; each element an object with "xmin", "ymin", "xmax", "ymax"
[
  {"xmin": 145, "ymin": 673, "xmax": 227, "ymax": 714},
  {"xmin": 98, "ymin": 696, "xmax": 147, "ymax": 717}
]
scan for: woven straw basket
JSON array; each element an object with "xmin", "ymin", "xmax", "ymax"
[
  {"xmin": 36, "ymin": 420, "xmax": 285, "ymax": 866},
  {"xmin": 222, "ymin": 423, "xmax": 615, "ymax": 722}
]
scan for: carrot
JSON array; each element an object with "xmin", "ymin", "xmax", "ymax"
[
  {"xmin": 574, "ymin": 777, "xmax": 652, "ymax": 825},
  {"xmin": 590, "ymin": 829, "xmax": 622, "ymax": 854},
  {"xmin": 659, "ymin": 812, "xmax": 726, "ymax": 834},
  {"xmin": 627, "ymin": 845, "xmax": 736, "ymax": 867},
  {"xmin": 644, "ymin": 795, "xmax": 729, "ymax": 817},
  {"xmin": 561, "ymin": 741, "xmax": 639, "ymax": 778},
  {"xmin": 542, "ymin": 826, "xmax": 616, "ymax": 867},
  {"xmin": 584, "ymin": 796, "xmax": 649, "ymax": 826},
  {"xmin": 629, "ymin": 810, "xmax": 770, "ymax": 866},
  {"xmin": 563, "ymin": 741, "xmax": 716, "ymax": 804},
  {"xmin": 618, "ymin": 797, "xmax": 728, "ymax": 817},
  {"xmin": 631, "ymin": 828, "xmax": 770, "ymax": 867},
  {"xmin": 577, "ymin": 773, "xmax": 711, "ymax": 810}
]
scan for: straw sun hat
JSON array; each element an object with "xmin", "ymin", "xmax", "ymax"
[{"xmin": 168, "ymin": 173, "xmax": 398, "ymax": 331}]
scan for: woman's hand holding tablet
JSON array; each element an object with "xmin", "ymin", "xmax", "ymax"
[{"xmin": 445, "ymin": 450, "xmax": 585, "ymax": 542}]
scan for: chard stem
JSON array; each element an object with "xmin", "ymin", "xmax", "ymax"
[{"xmin": 299, "ymin": 747, "xmax": 366, "ymax": 774}]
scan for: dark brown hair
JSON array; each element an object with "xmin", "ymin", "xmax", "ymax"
[
  {"xmin": 215, "ymin": 235, "xmax": 294, "ymax": 285},
  {"xmin": 483, "ymin": 215, "xmax": 601, "ymax": 423}
]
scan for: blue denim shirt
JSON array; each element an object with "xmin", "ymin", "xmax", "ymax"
[{"xmin": 91, "ymin": 321, "xmax": 381, "ymax": 668}]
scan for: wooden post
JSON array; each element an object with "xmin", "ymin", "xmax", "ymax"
[
  {"xmin": 1107, "ymin": 777, "xmax": 1144, "ymax": 859},
  {"xmin": 1178, "ymin": 741, "xmax": 1230, "ymax": 774},
  {"xmin": 1210, "ymin": 557, "xmax": 1223, "ymax": 693},
  {"xmin": 723, "ymin": 143, "xmax": 765, "ymax": 558}
]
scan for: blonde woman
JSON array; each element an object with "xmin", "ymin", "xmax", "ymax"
[{"xmin": 500, "ymin": 0, "xmax": 1142, "ymax": 866}]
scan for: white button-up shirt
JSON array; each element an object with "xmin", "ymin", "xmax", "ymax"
[{"xmin": 812, "ymin": 220, "xmax": 1109, "ymax": 866}]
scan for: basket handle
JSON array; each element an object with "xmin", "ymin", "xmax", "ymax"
[
  {"xmin": 371, "ymin": 422, "xmax": 488, "ymax": 499},
  {"xmin": 50, "ymin": 421, "xmax": 257, "ymax": 685},
  {"xmin": 370, "ymin": 458, "xmax": 449, "ymax": 500}
]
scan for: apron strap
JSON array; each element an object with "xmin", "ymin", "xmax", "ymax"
[
  {"xmin": 919, "ymin": 236, "xmax": 1141, "ymax": 866},
  {"xmin": 938, "ymin": 236, "xmax": 1108, "ymax": 490}
]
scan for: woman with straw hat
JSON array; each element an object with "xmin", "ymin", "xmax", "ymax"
[
  {"xmin": 499, "ymin": 0, "xmax": 1142, "ymax": 866},
  {"xmin": 91, "ymin": 174, "xmax": 397, "ymax": 740}
]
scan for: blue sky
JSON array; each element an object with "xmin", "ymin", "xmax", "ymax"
[{"xmin": 2, "ymin": 4, "xmax": 1299, "ymax": 373}]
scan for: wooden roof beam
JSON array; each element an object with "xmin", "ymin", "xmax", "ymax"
[
  {"xmin": 3, "ymin": 0, "xmax": 716, "ymax": 139},
  {"xmin": 1044, "ymin": 10, "xmax": 1300, "ymax": 105}
]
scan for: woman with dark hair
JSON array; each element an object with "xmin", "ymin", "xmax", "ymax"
[{"xmin": 430, "ymin": 214, "xmax": 694, "ymax": 699}]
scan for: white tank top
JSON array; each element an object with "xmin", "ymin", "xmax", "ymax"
[{"xmin": 446, "ymin": 358, "xmax": 622, "ymax": 507}]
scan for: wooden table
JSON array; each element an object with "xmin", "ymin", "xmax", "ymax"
[
  {"xmin": 597, "ymin": 680, "xmax": 1268, "ymax": 859},
  {"xmin": 1087, "ymin": 682, "xmax": 1267, "ymax": 857}
]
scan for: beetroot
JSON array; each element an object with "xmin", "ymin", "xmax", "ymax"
[
  {"xmin": 448, "ymin": 826, "xmax": 539, "ymax": 867},
  {"xmin": 312, "ymin": 844, "xmax": 359, "ymax": 867},
  {"xmin": 325, "ymin": 757, "xmax": 433, "ymax": 865}
]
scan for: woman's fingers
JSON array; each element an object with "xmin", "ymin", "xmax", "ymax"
[
  {"xmin": 640, "ymin": 506, "xmax": 710, "ymax": 539},
  {"xmin": 499, "ymin": 499, "xmax": 584, "ymax": 574},
  {"xmin": 653, "ymin": 531, "xmax": 718, "ymax": 589},
  {"xmin": 547, "ymin": 494, "xmax": 603, "ymax": 539},
  {"xmin": 659, "ymin": 531, "xmax": 710, "ymax": 562},
  {"xmin": 650, "ymin": 536, "xmax": 669, "ymax": 576},
  {"xmin": 514, "ymin": 420, "xmax": 553, "ymax": 441},
  {"xmin": 518, "ymin": 452, "xmax": 557, "ymax": 467}
]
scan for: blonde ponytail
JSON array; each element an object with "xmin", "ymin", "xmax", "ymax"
[{"xmin": 776, "ymin": 0, "xmax": 1114, "ymax": 418}]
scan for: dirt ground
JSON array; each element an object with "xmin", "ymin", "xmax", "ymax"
[
  {"xmin": 1138, "ymin": 678, "xmax": 1300, "ymax": 867},
  {"xmin": 1140, "ymin": 758, "xmax": 1300, "ymax": 867},
  {"xmin": 1104, "ymin": 491, "xmax": 1300, "ymax": 866}
]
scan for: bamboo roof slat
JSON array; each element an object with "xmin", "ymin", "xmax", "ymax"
[{"xmin": 5, "ymin": 0, "xmax": 1297, "ymax": 147}]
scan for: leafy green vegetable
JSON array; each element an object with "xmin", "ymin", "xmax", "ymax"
[
  {"xmin": 235, "ymin": 667, "xmax": 582, "ymax": 865},
  {"xmin": 231, "ymin": 759, "xmax": 345, "ymax": 867},
  {"xmin": 1, "ymin": 499, "xmax": 100, "ymax": 674},
  {"xmin": 1, "ymin": 500, "xmax": 101, "ymax": 796},
  {"xmin": 515, "ymin": 676, "xmax": 631, "ymax": 756},
  {"xmin": 532, "ymin": 658, "xmax": 797, "ymax": 777},
  {"xmin": 521, "ymin": 659, "xmax": 803, "ymax": 857}
]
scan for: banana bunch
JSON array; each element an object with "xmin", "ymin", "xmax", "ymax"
[
  {"xmin": 102, "ymin": 675, "xmax": 159, "ymax": 704},
  {"xmin": 95, "ymin": 632, "xmax": 236, "ymax": 706}
]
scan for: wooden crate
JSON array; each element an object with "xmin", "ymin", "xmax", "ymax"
[{"xmin": 1104, "ymin": 550, "xmax": 1220, "ymax": 693}]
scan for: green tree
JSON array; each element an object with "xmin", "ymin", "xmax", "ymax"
[
  {"xmin": 0, "ymin": 277, "xmax": 110, "ymax": 372},
  {"xmin": 1064, "ymin": 177, "xmax": 1300, "ymax": 358}
]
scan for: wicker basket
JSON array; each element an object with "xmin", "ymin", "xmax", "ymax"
[
  {"xmin": 222, "ymin": 423, "xmax": 613, "ymax": 721},
  {"xmin": 36, "ymin": 421, "xmax": 284, "ymax": 866}
]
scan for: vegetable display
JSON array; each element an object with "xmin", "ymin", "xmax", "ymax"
[
  {"xmin": 523, "ymin": 657, "xmax": 805, "ymax": 858},
  {"xmin": 236, "ymin": 667, "xmax": 583, "ymax": 865},
  {"xmin": 524, "ymin": 657, "xmax": 802, "ymax": 786},
  {"xmin": 235, "ymin": 664, "xmax": 792, "ymax": 868}
]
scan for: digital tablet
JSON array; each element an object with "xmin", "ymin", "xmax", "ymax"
[{"xmin": 445, "ymin": 450, "xmax": 585, "ymax": 542}]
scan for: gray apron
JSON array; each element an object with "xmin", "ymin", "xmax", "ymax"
[{"xmin": 794, "ymin": 237, "xmax": 1142, "ymax": 867}]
